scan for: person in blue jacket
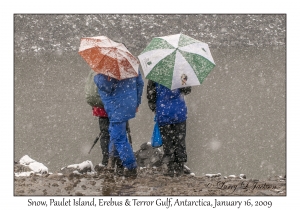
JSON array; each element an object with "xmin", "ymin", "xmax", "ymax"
[
  {"xmin": 147, "ymin": 80, "xmax": 191, "ymax": 177},
  {"xmin": 94, "ymin": 70, "xmax": 144, "ymax": 178}
]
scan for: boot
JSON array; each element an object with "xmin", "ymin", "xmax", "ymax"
[
  {"xmin": 124, "ymin": 168, "xmax": 137, "ymax": 178},
  {"xmin": 174, "ymin": 162, "xmax": 184, "ymax": 177},
  {"xmin": 106, "ymin": 156, "xmax": 116, "ymax": 172},
  {"xmin": 115, "ymin": 157, "xmax": 124, "ymax": 176},
  {"xmin": 163, "ymin": 162, "xmax": 174, "ymax": 177},
  {"xmin": 101, "ymin": 155, "xmax": 109, "ymax": 167},
  {"xmin": 94, "ymin": 163, "xmax": 105, "ymax": 173}
]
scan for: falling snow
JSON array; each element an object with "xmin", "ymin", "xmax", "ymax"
[{"xmin": 14, "ymin": 14, "xmax": 286, "ymax": 179}]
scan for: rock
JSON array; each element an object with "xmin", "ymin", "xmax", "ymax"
[
  {"xmin": 15, "ymin": 155, "xmax": 48, "ymax": 175},
  {"xmin": 257, "ymin": 190, "xmax": 278, "ymax": 196},
  {"xmin": 205, "ymin": 173, "xmax": 221, "ymax": 178},
  {"xmin": 14, "ymin": 163, "xmax": 32, "ymax": 173},
  {"xmin": 239, "ymin": 174, "xmax": 246, "ymax": 179},
  {"xmin": 135, "ymin": 142, "xmax": 163, "ymax": 167},
  {"xmin": 75, "ymin": 191, "xmax": 84, "ymax": 196},
  {"xmin": 94, "ymin": 164, "xmax": 106, "ymax": 173},
  {"xmin": 13, "ymin": 153, "xmax": 287, "ymax": 196},
  {"xmin": 268, "ymin": 175, "xmax": 286, "ymax": 182},
  {"xmin": 183, "ymin": 165, "xmax": 192, "ymax": 174},
  {"xmin": 135, "ymin": 142, "xmax": 193, "ymax": 175},
  {"xmin": 47, "ymin": 173, "xmax": 64, "ymax": 181},
  {"xmin": 60, "ymin": 160, "xmax": 95, "ymax": 176},
  {"xmin": 14, "ymin": 171, "xmax": 35, "ymax": 177}
]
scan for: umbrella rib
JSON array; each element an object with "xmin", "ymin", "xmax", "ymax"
[
  {"xmin": 94, "ymin": 49, "xmax": 114, "ymax": 73},
  {"xmin": 101, "ymin": 47, "xmax": 121, "ymax": 79},
  {"xmin": 115, "ymin": 50, "xmax": 136, "ymax": 79},
  {"xmin": 97, "ymin": 47, "xmax": 112, "ymax": 62},
  {"xmin": 177, "ymin": 50, "xmax": 215, "ymax": 84},
  {"xmin": 178, "ymin": 49, "xmax": 216, "ymax": 65},
  {"xmin": 115, "ymin": 51, "xmax": 121, "ymax": 78},
  {"xmin": 95, "ymin": 49, "xmax": 130, "ymax": 79}
]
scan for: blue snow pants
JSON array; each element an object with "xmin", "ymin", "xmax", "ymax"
[{"xmin": 108, "ymin": 121, "xmax": 137, "ymax": 170}]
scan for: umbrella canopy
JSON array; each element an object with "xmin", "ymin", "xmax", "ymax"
[
  {"xmin": 138, "ymin": 33, "xmax": 216, "ymax": 90},
  {"xmin": 78, "ymin": 36, "xmax": 139, "ymax": 80}
]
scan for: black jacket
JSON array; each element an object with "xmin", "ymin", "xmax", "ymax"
[{"xmin": 146, "ymin": 80, "xmax": 191, "ymax": 113}]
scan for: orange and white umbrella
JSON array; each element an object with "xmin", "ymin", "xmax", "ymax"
[{"xmin": 78, "ymin": 36, "xmax": 139, "ymax": 80}]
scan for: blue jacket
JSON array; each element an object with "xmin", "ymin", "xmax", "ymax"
[
  {"xmin": 94, "ymin": 71, "xmax": 144, "ymax": 122},
  {"xmin": 147, "ymin": 80, "xmax": 191, "ymax": 126}
]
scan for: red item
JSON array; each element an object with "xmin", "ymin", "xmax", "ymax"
[
  {"xmin": 78, "ymin": 36, "xmax": 139, "ymax": 80},
  {"xmin": 92, "ymin": 107, "xmax": 108, "ymax": 117}
]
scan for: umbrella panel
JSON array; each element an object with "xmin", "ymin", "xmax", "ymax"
[
  {"xmin": 180, "ymin": 50, "xmax": 215, "ymax": 84},
  {"xmin": 79, "ymin": 47, "xmax": 105, "ymax": 69},
  {"xmin": 139, "ymin": 34, "xmax": 216, "ymax": 89},
  {"xmin": 79, "ymin": 47, "xmax": 138, "ymax": 80},
  {"xmin": 170, "ymin": 51, "xmax": 201, "ymax": 90},
  {"xmin": 145, "ymin": 50, "xmax": 176, "ymax": 89},
  {"xmin": 79, "ymin": 36, "xmax": 139, "ymax": 80}
]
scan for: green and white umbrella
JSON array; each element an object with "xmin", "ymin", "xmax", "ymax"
[{"xmin": 138, "ymin": 33, "xmax": 216, "ymax": 90}]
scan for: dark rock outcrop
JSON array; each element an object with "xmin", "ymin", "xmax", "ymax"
[
  {"xmin": 135, "ymin": 142, "xmax": 192, "ymax": 175},
  {"xmin": 135, "ymin": 142, "xmax": 163, "ymax": 168}
]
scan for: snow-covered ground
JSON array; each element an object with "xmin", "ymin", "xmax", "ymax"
[{"xmin": 15, "ymin": 155, "xmax": 48, "ymax": 177}]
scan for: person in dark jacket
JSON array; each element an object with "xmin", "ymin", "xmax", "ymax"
[
  {"xmin": 147, "ymin": 80, "xmax": 191, "ymax": 177},
  {"xmin": 94, "ymin": 70, "xmax": 144, "ymax": 178},
  {"xmin": 92, "ymin": 106, "xmax": 110, "ymax": 167}
]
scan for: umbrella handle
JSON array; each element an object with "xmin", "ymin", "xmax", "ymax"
[{"xmin": 88, "ymin": 132, "xmax": 101, "ymax": 154}]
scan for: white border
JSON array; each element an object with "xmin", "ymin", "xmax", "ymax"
[{"xmin": 3, "ymin": 1, "xmax": 298, "ymax": 209}]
